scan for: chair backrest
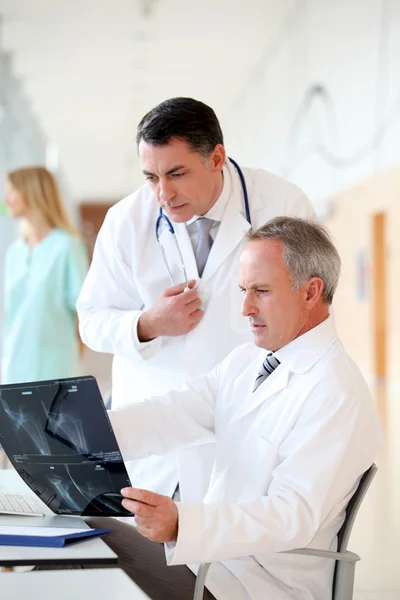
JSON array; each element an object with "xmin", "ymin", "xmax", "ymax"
[
  {"xmin": 332, "ymin": 463, "xmax": 377, "ymax": 599},
  {"xmin": 336, "ymin": 463, "xmax": 377, "ymax": 552}
]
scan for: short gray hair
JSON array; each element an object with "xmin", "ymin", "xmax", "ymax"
[{"xmin": 246, "ymin": 217, "xmax": 341, "ymax": 305}]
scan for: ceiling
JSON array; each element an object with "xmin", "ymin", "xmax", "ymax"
[{"xmin": 0, "ymin": 0, "xmax": 298, "ymax": 201}]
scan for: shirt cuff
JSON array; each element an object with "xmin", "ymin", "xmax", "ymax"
[{"xmin": 132, "ymin": 311, "xmax": 163, "ymax": 358}]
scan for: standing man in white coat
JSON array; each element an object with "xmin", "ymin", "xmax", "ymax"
[
  {"xmin": 84, "ymin": 217, "xmax": 380, "ymax": 600},
  {"xmin": 77, "ymin": 97, "xmax": 315, "ymax": 502}
]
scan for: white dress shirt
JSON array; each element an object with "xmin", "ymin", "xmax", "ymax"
[{"xmin": 186, "ymin": 163, "xmax": 233, "ymax": 252}]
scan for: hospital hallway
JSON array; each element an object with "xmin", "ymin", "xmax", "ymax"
[
  {"xmin": 351, "ymin": 382, "xmax": 399, "ymax": 599},
  {"xmin": 0, "ymin": 1, "xmax": 400, "ymax": 597}
]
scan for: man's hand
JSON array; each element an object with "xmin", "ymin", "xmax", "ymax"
[
  {"xmin": 137, "ymin": 279, "xmax": 204, "ymax": 341},
  {"xmin": 121, "ymin": 488, "xmax": 179, "ymax": 543}
]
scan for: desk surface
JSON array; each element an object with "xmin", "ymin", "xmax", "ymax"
[
  {"xmin": 1, "ymin": 568, "xmax": 151, "ymax": 599},
  {"xmin": 0, "ymin": 470, "xmax": 117, "ymax": 567}
]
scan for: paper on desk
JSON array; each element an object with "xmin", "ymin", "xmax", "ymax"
[{"xmin": 0, "ymin": 526, "xmax": 88, "ymax": 537}]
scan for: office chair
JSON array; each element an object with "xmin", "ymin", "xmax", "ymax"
[
  {"xmin": 104, "ymin": 392, "xmax": 112, "ymax": 410},
  {"xmin": 193, "ymin": 464, "xmax": 378, "ymax": 600}
]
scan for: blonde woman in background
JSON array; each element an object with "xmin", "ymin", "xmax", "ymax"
[{"xmin": 1, "ymin": 166, "xmax": 89, "ymax": 384}]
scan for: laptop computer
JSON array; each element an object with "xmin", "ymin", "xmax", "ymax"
[{"xmin": 0, "ymin": 376, "xmax": 134, "ymax": 517}]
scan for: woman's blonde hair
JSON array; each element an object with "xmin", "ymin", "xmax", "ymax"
[{"xmin": 7, "ymin": 166, "xmax": 79, "ymax": 238}]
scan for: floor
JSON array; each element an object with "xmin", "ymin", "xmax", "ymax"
[
  {"xmin": 351, "ymin": 383, "xmax": 400, "ymax": 599},
  {"xmin": 0, "ymin": 352, "xmax": 398, "ymax": 598}
]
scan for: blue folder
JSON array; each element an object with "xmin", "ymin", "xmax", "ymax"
[{"xmin": 0, "ymin": 528, "xmax": 110, "ymax": 548}]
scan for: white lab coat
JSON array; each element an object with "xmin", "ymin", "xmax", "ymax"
[
  {"xmin": 110, "ymin": 317, "xmax": 381, "ymax": 600},
  {"xmin": 77, "ymin": 160, "xmax": 315, "ymax": 501}
]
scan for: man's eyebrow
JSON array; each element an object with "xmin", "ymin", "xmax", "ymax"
[
  {"xmin": 239, "ymin": 283, "xmax": 270, "ymax": 290},
  {"xmin": 165, "ymin": 164, "xmax": 186, "ymax": 175},
  {"xmin": 142, "ymin": 165, "xmax": 186, "ymax": 177}
]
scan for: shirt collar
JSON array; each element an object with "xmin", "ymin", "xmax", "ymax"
[
  {"xmin": 186, "ymin": 162, "xmax": 232, "ymax": 226},
  {"xmin": 271, "ymin": 315, "xmax": 337, "ymax": 374}
]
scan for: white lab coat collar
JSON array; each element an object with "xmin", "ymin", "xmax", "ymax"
[
  {"xmin": 274, "ymin": 314, "xmax": 337, "ymax": 374},
  {"xmin": 232, "ymin": 359, "xmax": 290, "ymax": 422},
  {"xmin": 170, "ymin": 161, "xmax": 252, "ymax": 283},
  {"xmin": 168, "ymin": 161, "xmax": 251, "ymax": 282},
  {"xmin": 200, "ymin": 161, "xmax": 251, "ymax": 282},
  {"xmin": 187, "ymin": 162, "xmax": 233, "ymax": 225},
  {"xmin": 234, "ymin": 316, "xmax": 337, "ymax": 421}
]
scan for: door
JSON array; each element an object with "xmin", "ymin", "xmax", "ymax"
[
  {"xmin": 372, "ymin": 212, "xmax": 386, "ymax": 381},
  {"xmin": 79, "ymin": 202, "xmax": 115, "ymax": 261}
]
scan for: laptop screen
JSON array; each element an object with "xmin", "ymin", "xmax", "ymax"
[{"xmin": 0, "ymin": 376, "xmax": 133, "ymax": 516}]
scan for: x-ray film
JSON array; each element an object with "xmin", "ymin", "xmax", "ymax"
[{"xmin": 0, "ymin": 376, "xmax": 134, "ymax": 516}]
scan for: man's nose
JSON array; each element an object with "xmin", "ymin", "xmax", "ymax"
[
  {"xmin": 159, "ymin": 179, "xmax": 176, "ymax": 203},
  {"xmin": 241, "ymin": 291, "xmax": 257, "ymax": 317}
]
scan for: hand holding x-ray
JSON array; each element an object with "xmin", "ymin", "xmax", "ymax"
[{"xmin": 121, "ymin": 487, "xmax": 179, "ymax": 543}]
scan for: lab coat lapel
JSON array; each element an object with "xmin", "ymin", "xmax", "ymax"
[
  {"xmin": 158, "ymin": 221, "xmax": 198, "ymax": 284},
  {"xmin": 174, "ymin": 222, "xmax": 198, "ymax": 281},
  {"xmin": 232, "ymin": 364, "xmax": 290, "ymax": 422},
  {"xmin": 201, "ymin": 194, "xmax": 251, "ymax": 283}
]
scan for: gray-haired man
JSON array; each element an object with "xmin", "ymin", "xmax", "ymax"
[{"xmin": 84, "ymin": 217, "xmax": 380, "ymax": 600}]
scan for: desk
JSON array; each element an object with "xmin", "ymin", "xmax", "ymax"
[
  {"xmin": 0, "ymin": 469, "xmax": 117, "ymax": 568},
  {"xmin": 0, "ymin": 568, "xmax": 152, "ymax": 599}
]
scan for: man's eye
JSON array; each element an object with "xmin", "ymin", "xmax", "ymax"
[
  {"xmin": 256, "ymin": 290, "xmax": 269, "ymax": 295},
  {"xmin": 146, "ymin": 176, "xmax": 157, "ymax": 183},
  {"xmin": 172, "ymin": 173, "xmax": 185, "ymax": 179}
]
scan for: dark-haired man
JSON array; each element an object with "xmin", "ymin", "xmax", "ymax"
[{"xmin": 77, "ymin": 97, "xmax": 315, "ymax": 504}]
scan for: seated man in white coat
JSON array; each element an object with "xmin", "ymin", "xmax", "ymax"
[{"xmin": 87, "ymin": 217, "xmax": 381, "ymax": 600}]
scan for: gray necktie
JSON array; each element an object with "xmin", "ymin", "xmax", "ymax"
[
  {"xmin": 195, "ymin": 217, "xmax": 214, "ymax": 277},
  {"xmin": 253, "ymin": 353, "xmax": 281, "ymax": 392}
]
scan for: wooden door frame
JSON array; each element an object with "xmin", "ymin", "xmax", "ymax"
[{"xmin": 372, "ymin": 212, "xmax": 386, "ymax": 380}]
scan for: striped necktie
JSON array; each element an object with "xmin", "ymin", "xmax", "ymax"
[
  {"xmin": 195, "ymin": 217, "xmax": 214, "ymax": 277},
  {"xmin": 253, "ymin": 353, "xmax": 281, "ymax": 392}
]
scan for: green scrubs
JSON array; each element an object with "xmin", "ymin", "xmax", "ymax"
[{"xmin": 2, "ymin": 228, "xmax": 89, "ymax": 384}]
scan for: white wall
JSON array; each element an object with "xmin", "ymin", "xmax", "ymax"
[
  {"xmin": 223, "ymin": 0, "xmax": 400, "ymax": 210},
  {"xmin": 0, "ymin": 51, "xmax": 48, "ymax": 357}
]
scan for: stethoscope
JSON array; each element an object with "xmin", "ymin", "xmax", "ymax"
[{"xmin": 155, "ymin": 157, "xmax": 251, "ymax": 287}]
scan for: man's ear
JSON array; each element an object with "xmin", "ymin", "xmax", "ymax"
[
  {"xmin": 305, "ymin": 277, "xmax": 325, "ymax": 307},
  {"xmin": 210, "ymin": 144, "xmax": 226, "ymax": 172}
]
